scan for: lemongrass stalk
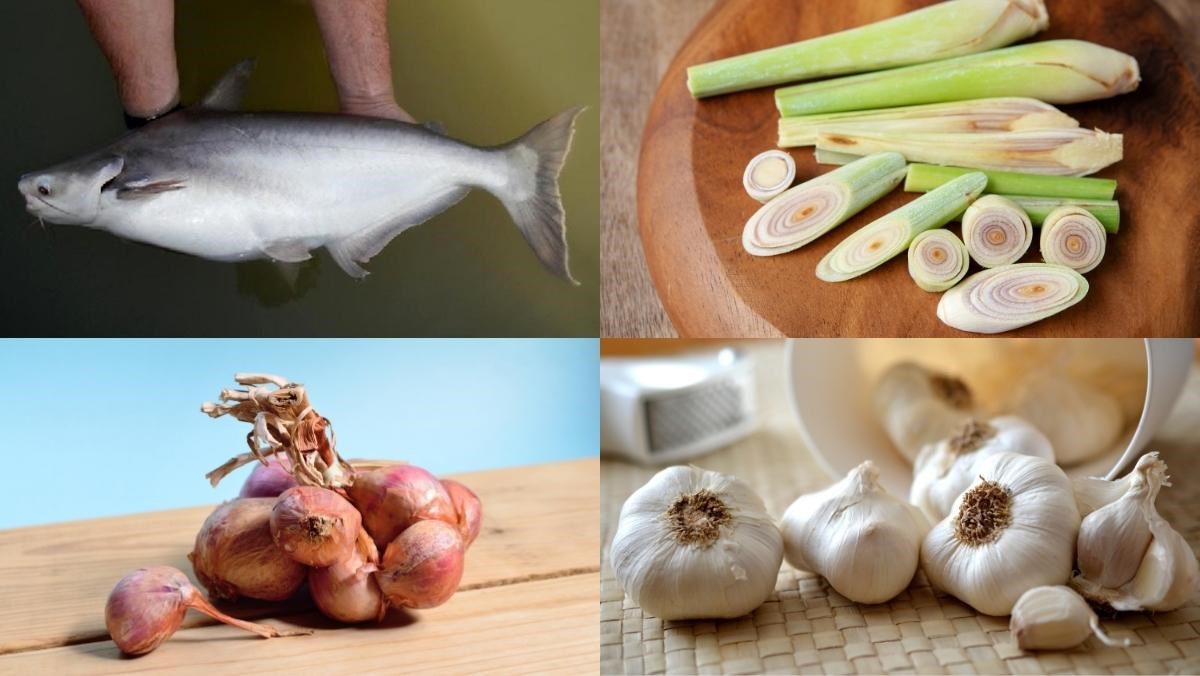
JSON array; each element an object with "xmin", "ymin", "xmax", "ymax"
[
  {"xmin": 815, "ymin": 149, "xmax": 864, "ymax": 166},
  {"xmin": 937, "ymin": 263, "xmax": 1089, "ymax": 333},
  {"xmin": 776, "ymin": 40, "xmax": 1140, "ymax": 116},
  {"xmin": 743, "ymin": 152, "xmax": 906, "ymax": 256},
  {"xmin": 816, "ymin": 172, "xmax": 986, "ymax": 282},
  {"xmin": 1009, "ymin": 197, "xmax": 1120, "ymax": 234},
  {"xmin": 686, "ymin": 0, "xmax": 1047, "ymax": 98},
  {"xmin": 778, "ymin": 98, "xmax": 1076, "ymax": 148},
  {"xmin": 743, "ymin": 150, "xmax": 796, "ymax": 203},
  {"xmin": 909, "ymin": 229, "xmax": 969, "ymax": 292},
  {"xmin": 905, "ymin": 164, "xmax": 1115, "ymax": 200},
  {"xmin": 814, "ymin": 128, "xmax": 1123, "ymax": 177},
  {"xmin": 962, "ymin": 195, "xmax": 1032, "ymax": 268},
  {"xmin": 1040, "ymin": 206, "xmax": 1107, "ymax": 273}
]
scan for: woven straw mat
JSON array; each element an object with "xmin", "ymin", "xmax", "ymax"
[{"xmin": 600, "ymin": 348, "xmax": 1200, "ymax": 675}]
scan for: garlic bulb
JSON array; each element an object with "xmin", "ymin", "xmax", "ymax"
[
  {"xmin": 1010, "ymin": 586, "xmax": 1128, "ymax": 650},
  {"xmin": 609, "ymin": 466, "xmax": 783, "ymax": 620},
  {"xmin": 781, "ymin": 461, "xmax": 929, "ymax": 604},
  {"xmin": 1071, "ymin": 453, "xmax": 1200, "ymax": 611},
  {"xmin": 874, "ymin": 362, "xmax": 977, "ymax": 462},
  {"xmin": 1007, "ymin": 371, "xmax": 1122, "ymax": 465},
  {"xmin": 910, "ymin": 416, "xmax": 1055, "ymax": 523},
  {"xmin": 922, "ymin": 452, "xmax": 1080, "ymax": 616}
]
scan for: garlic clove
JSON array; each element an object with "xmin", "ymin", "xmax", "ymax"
[
  {"xmin": 610, "ymin": 466, "xmax": 784, "ymax": 620},
  {"xmin": 1010, "ymin": 585, "xmax": 1128, "ymax": 651},
  {"xmin": 1076, "ymin": 491, "xmax": 1153, "ymax": 588},
  {"xmin": 1007, "ymin": 371, "xmax": 1123, "ymax": 465},
  {"xmin": 781, "ymin": 461, "xmax": 928, "ymax": 605},
  {"xmin": 874, "ymin": 362, "xmax": 977, "ymax": 462}
]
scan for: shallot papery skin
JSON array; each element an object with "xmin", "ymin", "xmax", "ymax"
[
  {"xmin": 105, "ymin": 566, "xmax": 302, "ymax": 655},
  {"xmin": 348, "ymin": 465, "xmax": 457, "ymax": 550},
  {"xmin": 310, "ymin": 528, "xmax": 386, "ymax": 623},
  {"xmin": 270, "ymin": 486, "xmax": 361, "ymax": 567},
  {"xmin": 239, "ymin": 453, "xmax": 297, "ymax": 498},
  {"xmin": 441, "ymin": 479, "xmax": 483, "ymax": 546},
  {"xmin": 376, "ymin": 519, "xmax": 465, "ymax": 609},
  {"xmin": 190, "ymin": 498, "xmax": 307, "ymax": 601}
]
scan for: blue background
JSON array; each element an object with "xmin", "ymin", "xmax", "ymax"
[{"xmin": 0, "ymin": 339, "xmax": 598, "ymax": 528}]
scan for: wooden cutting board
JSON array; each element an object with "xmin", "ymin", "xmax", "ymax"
[
  {"xmin": 0, "ymin": 459, "xmax": 598, "ymax": 674},
  {"xmin": 638, "ymin": 0, "xmax": 1200, "ymax": 337}
]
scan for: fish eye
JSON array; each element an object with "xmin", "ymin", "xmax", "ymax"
[{"xmin": 37, "ymin": 185, "xmax": 49, "ymax": 196}]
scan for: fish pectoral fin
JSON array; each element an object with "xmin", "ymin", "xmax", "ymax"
[
  {"xmin": 260, "ymin": 239, "xmax": 313, "ymax": 264},
  {"xmin": 115, "ymin": 179, "xmax": 186, "ymax": 200},
  {"xmin": 327, "ymin": 240, "xmax": 371, "ymax": 280},
  {"xmin": 197, "ymin": 58, "xmax": 255, "ymax": 111}
]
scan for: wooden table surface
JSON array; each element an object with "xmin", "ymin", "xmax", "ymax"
[
  {"xmin": 0, "ymin": 458, "xmax": 599, "ymax": 675},
  {"xmin": 601, "ymin": 0, "xmax": 1200, "ymax": 338}
]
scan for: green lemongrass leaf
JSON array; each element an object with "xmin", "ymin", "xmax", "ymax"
[
  {"xmin": 937, "ymin": 263, "xmax": 1089, "ymax": 334},
  {"xmin": 962, "ymin": 195, "xmax": 1033, "ymax": 268},
  {"xmin": 905, "ymin": 164, "xmax": 1116, "ymax": 200},
  {"xmin": 778, "ymin": 98, "xmax": 1076, "ymax": 147},
  {"xmin": 687, "ymin": 0, "xmax": 1047, "ymax": 98},
  {"xmin": 1040, "ymin": 206, "xmax": 1107, "ymax": 274},
  {"xmin": 776, "ymin": 40, "xmax": 1139, "ymax": 116},
  {"xmin": 743, "ymin": 152, "xmax": 907, "ymax": 256},
  {"xmin": 815, "ymin": 127, "xmax": 1123, "ymax": 177},
  {"xmin": 909, "ymin": 229, "xmax": 970, "ymax": 293},
  {"xmin": 816, "ymin": 171, "xmax": 987, "ymax": 282}
]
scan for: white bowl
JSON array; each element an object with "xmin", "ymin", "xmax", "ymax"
[{"xmin": 785, "ymin": 339, "xmax": 1194, "ymax": 496}]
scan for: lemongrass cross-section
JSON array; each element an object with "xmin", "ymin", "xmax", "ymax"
[
  {"xmin": 962, "ymin": 195, "xmax": 1033, "ymax": 268},
  {"xmin": 909, "ymin": 229, "xmax": 970, "ymax": 292},
  {"xmin": 1040, "ymin": 206, "xmax": 1107, "ymax": 273},
  {"xmin": 743, "ymin": 150, "xmax": 797, "ymax": 203},
  {"xmin": 937, "ymin": 263, "xmax": 1089, "ymax": 333}
]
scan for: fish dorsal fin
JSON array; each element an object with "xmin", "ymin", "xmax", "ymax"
[{"xmin": 198, "ymin": 58, "xmax": 256, "ymax": 111}]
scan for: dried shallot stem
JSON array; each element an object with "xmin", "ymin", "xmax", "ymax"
[{"xmin": 201, "ymin": 373, "xmax": 355, "ymax": 489}]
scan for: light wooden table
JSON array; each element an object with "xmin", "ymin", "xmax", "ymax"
[
  {"xmin": 601, "ymin": 0, "xmax": 1200, "ymax": 338},
  {"xmin": 0, "ymin": 459, "xmax": 599, "ymax": 675}
]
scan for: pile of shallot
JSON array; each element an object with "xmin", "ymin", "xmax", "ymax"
[{"xmin": 105, "ymin": 373, "xmax": 482, "ymax": 655}]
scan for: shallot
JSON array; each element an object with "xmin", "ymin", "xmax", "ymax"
[
  {"xmin": 239, "ymin": 453, "xmax": 297, "ymax": 498},
  {"xmin": 442, "ymin": 479, "xmax": 483, "ymax": 546},
  {"xmin": 190, "ymin": 498, "xmax": 307, "ymax": 601},
  {"xmin": 376, "ymin": 519, "xmax": 465, "ymax": 609},
  {"xmin": 310, "ymin": 528, "xmax": 386, "ymax": 623},
  {"xmin": 270, "ymin": 486, "xmax": 361, "ymax": 566},
  {"xmin": 105, "ymin": 566, "xmax": 306, "ymax": 655},
  {"xmin": 348, "ymin": 465, "xmax": 457, "ymax": 550}
]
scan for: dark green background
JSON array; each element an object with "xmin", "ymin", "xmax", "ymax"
[{"xmin": 1, "ymin": 0, "xmax": 599, "ymax": 336}]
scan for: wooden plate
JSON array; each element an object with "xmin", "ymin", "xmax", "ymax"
[{"xmin": 637, "ymin": 0, "xmax": 1200, "ymax": 337}]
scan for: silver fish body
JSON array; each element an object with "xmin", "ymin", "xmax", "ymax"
[{"xmin": 18, "ymin": 62, "xmax": 581, "ymax": 281}]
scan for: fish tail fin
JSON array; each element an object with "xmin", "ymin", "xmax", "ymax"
[{"xmin": 497, "ymin": 106, "xmax": 585, "ymax": 285}]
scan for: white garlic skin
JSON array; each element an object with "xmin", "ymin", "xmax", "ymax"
[
  {"xmin": 1008, "ymin": 371, "xmax": 1123, "ymax": 465},
  {"xmin": 609, "ymin": 466, "xmax": 783, "ymax": 620},
  {"xmin": 874, "ymin": 362, "xmax": 976, "ymax": 462},
  {"xmin": 922, "ymin": 452, "xmax": 1080, "ymax": 616},
  {"xmin": 1077, "ymin": 489, "xmax": 1153, "ymax": 588},
  {"xmin": 1010, "ymin": 585, "xmax": 1124, "ymax": 650},
  {"xmin": 781, "ymin": 461, "xmax": 929, "ymax": 605},
  {"xmin": 910, "ymin": 416, "xmax": 1054, "ymax": 523},
  {"xmin": 1071, "ymin": 453, "xmax": 1200, "ymax": 612}
]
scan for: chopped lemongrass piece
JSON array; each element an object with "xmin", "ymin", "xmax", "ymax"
[
  {"xmin": 778, "ymin": 98, "xmax": 1076, "ymax": 148},
  {"xmin": 938, "ymin": 263, "xmax": 1089, "ymax": 333},
  {"xmin": 743, "ymin": 152, "xmax": 907, "ymax": 256},
  {"xmin": 815, "ymin": 128, "xmax": 1123, "ymax": 177},
  {"xmin": 816, "ymin": 172, "xmax": 987, "ymax": 282},
  {"xmin": 905, "ymin": 164, "xmax": 1116, "ymax": 200},
  {"xmin": 962, "ymin": 195, "xmax": 1032, "ymax": 267},
  {"xmin": 1040, "ymin": 206, "xmax": 1107, "ymax": 273},
  {"xmin": 743, "ymin": 150, "xmax": 797, "ymax": 203},
  {"xmin": 686, "ymin": 0, "xmax": 1047, "ymax": 98},
  {"xmin": 776, "ymin": 40, "xmax": 1140, "ymax": 116},
  {"xmin": 815, "ymin": 148, "xmax": 865, "ymax": 166},
  {"xmin": 909, "ymin": 229, "xmax": 969, "ymax": 292},
  {"xmin": 1006, "ymin": 196, "xmax": 1120, "ymax": 233}
]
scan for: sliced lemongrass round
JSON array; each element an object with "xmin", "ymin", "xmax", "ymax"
[
  {"xmin": 908, "ymin": 229, "xmax": 969, "ymax": 292},
  {"xmin": 937, "ymin": 263, "xmax": 1089, "ymax": 334},
  {"xmin": 961, "ymin": 194, "xmax": 1033, "ymax": 267},
  {"xmin": 742, "ymin": 152, "xmax": 906, "ymax": 256},
  {"xmin": 1040, "ymin": 205, "xmax": 1107, "ymax": 273},
  {"xmin": 743, "ymin": 150, "xmax": 797, "ymax": 202},
  {"xmin": 816, "ymin": 171, "xmax": 986, "ymax": 282}
]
